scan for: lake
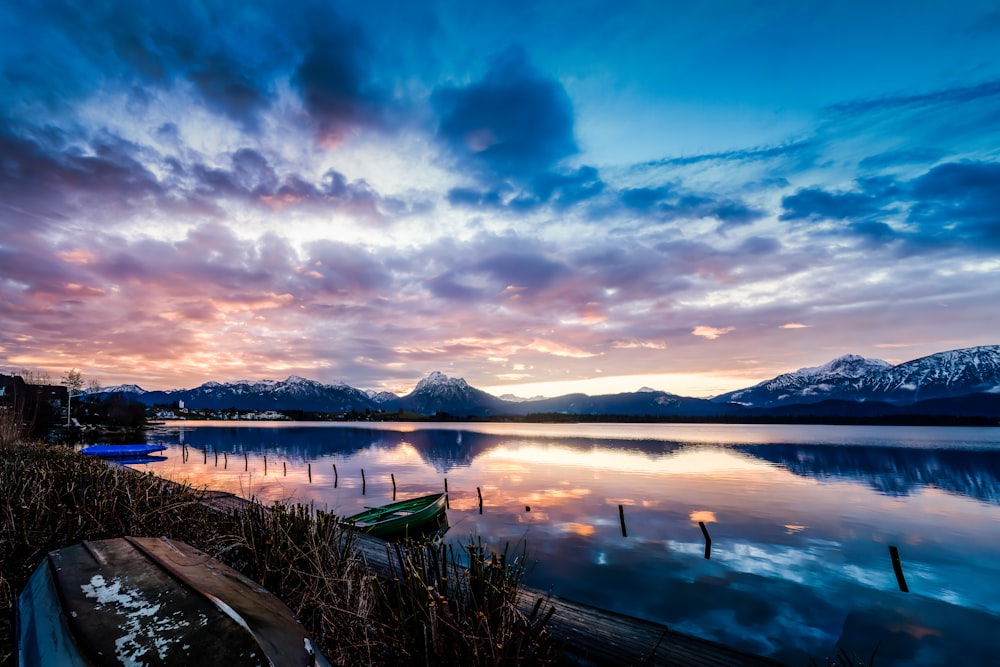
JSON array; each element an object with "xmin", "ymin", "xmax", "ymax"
[{"xmin": 137, "ymin": 421, "xmax": 1000, "ymax": 665}]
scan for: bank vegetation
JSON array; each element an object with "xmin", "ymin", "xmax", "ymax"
[{"xmin": 0, "ymin": 439, "xmax": 557, "ymax": 666}]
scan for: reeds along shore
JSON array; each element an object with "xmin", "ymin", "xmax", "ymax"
[{"xmin": 0, "ymin": 441, "xmax": 558, "ymax": 666}]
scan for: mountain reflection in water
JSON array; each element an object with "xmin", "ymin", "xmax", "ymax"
[
  {"xmin": 143, "ymin": 422, "xmax": 1000, "ymax": 666},
  {"xmin": 737, "ymin": 444, "xmax": 1000, "ymax": 505}
]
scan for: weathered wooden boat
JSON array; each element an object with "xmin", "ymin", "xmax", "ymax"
[
  {"xmin": 18, "ymin": 536, "xmax": 330, "ymax": 666},
  {"xmin": 80, "ymin": 444, "xmax": 167, "ymax": 457},
  {"xmin": 343, "ymin": 493, "xmax": 448, "ymax": 539}
]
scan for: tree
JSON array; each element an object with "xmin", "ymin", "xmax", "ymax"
[
  {"xmin": 62, "ymin": 369, "xmax": 84, "ymax": 427},
  {"xmin": 83, "ymin": 379, "xmax": 102, "ymax": 411},
  {"xmin": 16, "ymin": 368, "xmax": 51, "ymax": 385}
]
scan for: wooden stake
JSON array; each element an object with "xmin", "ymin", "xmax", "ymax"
[
  {"xmin": 361, "ymin": 468, "xmax": 366, "ymax": 495},
  {"xmin": 244, "ymin": 452, "xmax": 248, "ymax": 471},
  {"xmin": 477, "ymin": 487, "xmax": 483, "ymax": 514},
  {"xmin": 203, "ymin": 450, "xmax": 207, "ymax": 465},
  {"xmin": 889, "ymin": 545, "xmax": 909, "ymax": 592},
  {"xmin": 444, "ymin": 478, "xmax": 449, "ymax": 508},
  {"xmin": 283, "ymin": 461, "xmax": 287, "ymax": 477},
  {"xmin": 333, "ymin": 463, "xmax": 338, "ymax": 488},
  {"xmin": 618, "ymin": 505, "xmax": 627, "ymax": 537},
  {"xmin": 264, "ymin": 455, "xmax": 267, "ymax": 475},
  {"xmin": 699, "ymin": 521, "xmax": 712, "ymax": 560},
  {"xmin": 391, "ymin": 473, "xmax": 396, "ymax": 500}
]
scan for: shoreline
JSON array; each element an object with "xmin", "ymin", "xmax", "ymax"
[
  {"xmin": 1, "ymin": 441, "xmax": 782, "ymax": 666},
  {"xmin": 140, "ymin": 461, "xmax": 785, "ymax": 667},
  {"xmin": 155, "ymin": 412, "xmax": 1000, "ymax": 427}
]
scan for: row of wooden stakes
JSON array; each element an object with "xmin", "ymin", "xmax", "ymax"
[{"xmin": 180, "ymin": 444, "xmax": 911, "ymax": 592}]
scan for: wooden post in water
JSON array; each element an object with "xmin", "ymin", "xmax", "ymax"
[
  {"xmin": 391, "ymin": 473, "xmax": 396, "ymax": 500},
  {"xmin": 283, "ymin": 461, "xmax": 287, "ymax": 477},
  {"xmin": 444, "ymin": 478, "xmax": 449, "ymax": 508},
  {"xmin": 308, "ymin": 463, "xmax": 312, "ymax": 483},
  {"xmin": 889, "ymin": 545, "xmax": 909, "ymax": 592},
  {"xmin": 618, "ymin": 505, "xmax": 627, "ymax": 537},
  {"xmin": 264, "ymin": 455, "xmax": 267, "ymax": 475},
  {"xmin": 699, "ymin": 521, "xmax": 712, "ymax": 560},
  {"xmin": 333, "ymin": 463, "xmax": 338, "ymax": 488},
  {"xmin": 361, "ymin": 468, "xmax": 366, "ymax": 495},
  {"xmin": 203, "ymin": 450, "xmax": 207, "ymax": 465},
  {"xmin": 223, "ymin": 452, "xmax": 227, "ymax": 469},
  {"xmin": 477, "ymin": 486, "xmax": 483, "ymax": 514},
  {"xmin": 214, "ymin": 450, "xmax": 218, "ymax": 466},
  {"xmin": 244, "ymin": 452, "xmax": 248, "ymax": 471}
]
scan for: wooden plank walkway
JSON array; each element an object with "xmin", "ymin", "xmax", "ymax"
[{"xmin": 196, "ymin": 488, "xmax": 782, "ymax": 666}]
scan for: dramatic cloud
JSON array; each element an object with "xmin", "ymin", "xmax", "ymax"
[
  {"xmin": 292, "ymin": 14, "xmax": 388, "ymax": 144},
  {"xmin": 780, "ymin": 188, "xmax": 888, "ymax": 222},
  {"xmin": 434, "ymin": 46, "xmax": 577, "ymax": 180},
  {"xmin": 1, "ymin": 1, "xmax": 998, "ymax": 395},
  {"xmin": 907, "ymin": 161, "xmax": 1000, "ymax": 247},
  {"xmin": 692, "ymin": 326, "xmax": 735, "ymax": 340},
  {"xmin": 858, "ymin": 147, "xmax": 946, "ymax": 170},
  {"xmin": 620, "ymin": 184, "xmax": 764, "ymax": 227},
  {"xmin": 635, "ymin": 141, "xmax": 816, "ymax": 170},
  {"xmin": 824, "ymin": 78, "xmax": 1000, "ymax": 117},
  {"xmin": 780, "ymin": 161, "xmax": 1000, "ymax": 251}
]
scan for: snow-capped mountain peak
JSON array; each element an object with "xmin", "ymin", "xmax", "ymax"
[
  {"xmin": 93, "ymin": 384, "xmax": 146, "ymax": 395},
  {"xmin": 397, "ymin": 371, "xmax": 505, "ymax": 416},
  {"xmin": 713, "ymin": 345, "xmax": 1000, "ymax": 407},
  {"xmin": 497, "ymin": 393, "xmax": 547, "ymax": 403},
  {"xmin": 795, "ymin": 354, "xmax": 892, "ymax": 379},
  {"xmin": 414, "ymin": 371, "xmax": 469, "ymax": 392},
  {"xmin": 366, "ymin": 389, "xmax": 400, "ymax": 403}
]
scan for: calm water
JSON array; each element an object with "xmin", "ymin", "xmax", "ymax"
[{"xmin": 134, "ymin": 422, "xmax": 1000, "ymax": 665}]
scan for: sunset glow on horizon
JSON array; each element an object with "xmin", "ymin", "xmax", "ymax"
[{"xmin": 2, "ymin": 1, "xmax": 999, "ymax": 397}]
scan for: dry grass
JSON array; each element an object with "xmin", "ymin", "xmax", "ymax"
[
  {"xmin": 0, "ymin": 410, "xmax": 22, "ymax": 449},
  {"xmin": 373, "ymin": 537, "xmax": 557, "ymax": 665},
  {"xmin": 0, "ymin": 440, "xmax": 557, "ymax": 666}
]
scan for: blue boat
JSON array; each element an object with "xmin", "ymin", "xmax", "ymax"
[{"xmin": 79, "ymin": 444, "xmax": 167, "ymax": 457}]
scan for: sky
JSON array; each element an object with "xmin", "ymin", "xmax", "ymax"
[{"xmin": 2, "ymin": 0, "xmax": 999, "ymax": 398}]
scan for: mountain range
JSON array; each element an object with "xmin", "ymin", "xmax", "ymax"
[{"xmin": 94, "ymin": 345, "xmax": 1000, "ymax": 420}]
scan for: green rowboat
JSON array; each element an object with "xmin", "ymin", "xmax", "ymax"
[{"xmin": 344, "ymin": 493, "xmax": 447, "ymax": 539}]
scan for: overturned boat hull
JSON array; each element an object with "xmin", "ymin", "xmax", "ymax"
[{"xmin": 18, "ymin": 536, "xmax": 329, "ymax": 666}]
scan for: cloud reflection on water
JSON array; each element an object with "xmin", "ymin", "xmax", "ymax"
[{"xmin": 143, "ymin": 422, "xmax": 1000, "ymax": 665}]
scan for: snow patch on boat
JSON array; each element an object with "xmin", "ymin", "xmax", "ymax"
[{"xmin": 81, "ymin": 574, "xmax": 191, "ymax": 665}]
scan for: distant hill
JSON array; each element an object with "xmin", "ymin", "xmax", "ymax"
[
  {"xmin": 739, "ymin": 394, "xmax": 1000, "ymax": 420},
  {"xmin": 89, "ymin": 345, "xmax": 1000, "ymax": 421},
  {"xmin": 712, "ymin": 345, "xmax": 1000, "ymax": 408},
  {"xmin": 97, "ymin": 376, "xmax": 374, "ymax": 413},
  {"xmin": 511, "ymin": 390, "xmax": 729, "ymax": 417}
]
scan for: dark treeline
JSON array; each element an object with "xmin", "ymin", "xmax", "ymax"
[
  {"xmin": 183, "ymin": 408, "xmax": 998, "ymax": 427},
  {"xmin": 510, "ymin": 412, "xmax": 998, "ymax": 426}
]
